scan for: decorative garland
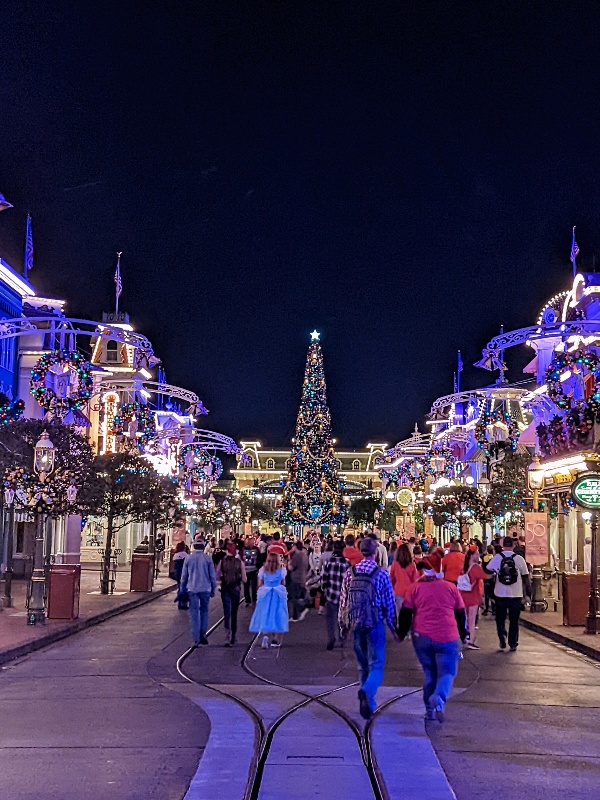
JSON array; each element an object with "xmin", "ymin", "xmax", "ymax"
[
  {"xmin": 0, "ymin": 394, "xmax": 24, "ymax": 426},
  {"xmin": 178, "ymin": 443, "xmax": 223, "ymax": 483},
  {"xmin": 475, "ymin": 406, "xmax": 520, "ymax": 456},
  {"xmin": 383, "ymin": 457, "xmax": 428, "ymax": 490},
  {"xmin": 30, "ymin": 350, "xmax": 93, "ymax": 412},
  {"xmin": 423, "ymin": 445, "xmax": 455, "ymax": 478},
  {"xmin": 545, "ymin": 348, "xmax": 600, "ymax": 410},
  {"xmin": 112, "ymin": 402, "xmax": 156, "ymax": 447}
]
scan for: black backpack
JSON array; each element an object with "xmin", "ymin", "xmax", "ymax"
[
  {"xmin": 342, "ymin": 567, "xmax": 381, "ymax": 631},
  {"xmin": 497, "ymin": 554, "xmax": 519, "ymax": 586}
]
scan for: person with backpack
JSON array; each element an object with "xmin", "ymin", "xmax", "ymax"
[
  {"xmin": 242, "ymin": 536, "xmax": 260, "ymax": 606},
  {"xmin": 457, "ymin": 548, "xmax": 487, "ymax": 649},
  {"xmin": 321, "ymin": 539, "xmax": 350, "ymax": 650},
  {"xmin": 484, "ymin": 536, "xmax": 530, "ymax": 651},
  {"xmin": 338, "ymin": 537, "xmax": 397, "ymax": 720},
  {"xmin": 217, "ymin": 541, "xmax": 247, "ymax": 646}
]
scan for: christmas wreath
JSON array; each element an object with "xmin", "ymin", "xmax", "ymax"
[
  {"xmin": 0, "ymin": 394, "xmax": 24, "ymax": 426},
  {"xmin": 475, "ymin": 406, "xmax": 520, "ymax": 456},
  {"xmin": 546, "ymin": 348, "xmax": 600, "ymax": 410},
  {"xmin": 178, "ymin": 443, "xmax": 223, "ymax": 482},
  {"xmin": 30, "ymin": 350, "xmax": 93, "ymax": 412},
  {"xmin": 112, "ymin": 402, "xmax": 156, "ymax": 447},
  {"xmin": 423, "ymin": 445, "xmax": 455, "ymax": 478}
]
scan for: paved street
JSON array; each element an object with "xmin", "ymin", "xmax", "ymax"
[{"xmin": 2, "ymin": 594, "xmax": 600, "ymax": 799}]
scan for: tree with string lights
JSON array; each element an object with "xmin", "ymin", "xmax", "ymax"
[{"xmin": 277, "ymin": 332, "xmax": 348, "ymax": 530}]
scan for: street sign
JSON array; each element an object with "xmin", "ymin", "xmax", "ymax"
[{"xmin": 572, "ymin": 472, "xmax": 600, "ymax": 509}]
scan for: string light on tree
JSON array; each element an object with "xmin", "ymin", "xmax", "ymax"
[{"xmin": 277, "ymin": 333, "xmax": 348, "ymax": 527}]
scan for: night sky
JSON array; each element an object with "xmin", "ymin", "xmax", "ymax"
[{"xmin": 1, "ymin": 3, "xmax": 600, "ymax": 448}]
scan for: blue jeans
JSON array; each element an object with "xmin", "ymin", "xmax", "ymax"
[
  {"xmin": 412, "ymin": 633, "xmax": 461, "ymax": 711},
  {"xmin": 353, "ymin": 621, "xmax": 386, "ymax": 711},
  {"xmin": 188, "ymin": 591, "xmax": 211, "ymax": 643},
  {"xmin": 221, "ymin": 585, "xmax": 241, "ymax": 641}
]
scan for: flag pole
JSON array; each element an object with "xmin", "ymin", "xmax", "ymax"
[
  {"xmin": 24, "ymin": 212, "xmax": 33, "ymax": 280},
  {"xmin": 115, "ymin": 251, "xmax": 122, "ymax": 315},
  {"xmin": 571, "ymin": 226, "xmax": 579, "ymax": 278}
]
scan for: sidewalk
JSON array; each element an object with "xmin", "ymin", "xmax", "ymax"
[
  {"xmin": 0, "ymin": 566, "xmax": 177, "ymax": 666},
  {"xmin": 521, "ymin": 608, "xmax": 600, "ymax": 661}
]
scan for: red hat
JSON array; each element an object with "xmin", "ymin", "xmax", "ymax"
[{"xmin": 424, "ymin": 551, "xmax": 442, "ymax": 573}]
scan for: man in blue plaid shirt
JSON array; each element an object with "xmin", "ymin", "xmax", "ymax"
[
  {"xmin": 321, "ymin": 539, "xmax": 350, "ymax": 650},
  {"xmin": 339, "ymin": 537, "xmax": 397, "ymax": 719}
]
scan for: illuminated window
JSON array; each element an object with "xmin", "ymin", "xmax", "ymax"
[
  {"xmin": 352, "ymin": 460, "xmax": 361, "ymax": 470},
  {"xmin": 266, "ymin": 458, "xmax": 275, "ymax": 469},
  {"xmin": 106, "ymin": 340, "xmax": 118, "ymax": 362},
  {"xmin": 246, "ymin": 456, "xmax": 254, "ymax": 468}
]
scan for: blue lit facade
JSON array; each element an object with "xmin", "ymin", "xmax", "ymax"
[{"xmin": 0, "ymin": 258, "xmax": 34, "ymax": 398}]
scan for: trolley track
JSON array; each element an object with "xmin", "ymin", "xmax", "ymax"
[{"xmin": 177, "ymin": 620, "xmax": 422, "ymax": 800}]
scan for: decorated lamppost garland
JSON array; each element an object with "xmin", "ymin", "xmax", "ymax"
[
  {"xmin": 545, "ymin": 348, "xmax": 600, "ymax": 410},
  {"xmin": 111, "ymin": 402, "xmax": 156, "ymax": 447},
  {"xmin": 30, "ymin": 349, "xmax": 93, "ymax": 415},
  {"xmin": 475, "ymin": 406, "xmax": 520, "ymax": 457}
]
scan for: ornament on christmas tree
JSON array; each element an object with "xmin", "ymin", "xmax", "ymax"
[
  {"xmin": 276, "ymin": 334, "xmax": 348, "ymax": 526},
  {"xmin": 0, "ymin": 393, "xmax": 24, "ymax": 426},
  {"xmin": 30, "ymin": 349, "xmax": 93, "ymax": 416}
]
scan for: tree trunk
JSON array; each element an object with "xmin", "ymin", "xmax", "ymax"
[{"xmin": 100, "ymin": 513, "xmax": 114, "ymax": 594}]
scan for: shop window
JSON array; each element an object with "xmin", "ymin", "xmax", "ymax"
[{"xmin": 106, "ymin": 340, "xmax": 118, "ymax": 362}]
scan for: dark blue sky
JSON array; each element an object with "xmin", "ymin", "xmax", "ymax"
[{"xmin": 1, "ymin": 2, "xmax": 600, "ymax": 446}]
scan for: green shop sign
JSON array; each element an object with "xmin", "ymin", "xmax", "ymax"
[{"xmin": 572, "ymin": 473, "xmax": 600, "ymax": 509}]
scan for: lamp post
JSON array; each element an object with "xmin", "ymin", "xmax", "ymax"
[
  {"xmin": 571, "ymin": 471, "xmax": 600, "ymax": 634},
  {"xmin": 528, "ymin": 461, "xmax": 547, "ymax": 612},
  {"xmin": 27, "ymin": 431, "xmax": 56, "ymax": 625},
  {"xmin": 478, "ymin": 474, "xmax": 490, "ymax": 546}
]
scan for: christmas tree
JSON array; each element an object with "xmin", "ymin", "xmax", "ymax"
[{"xmin": 277, "ymin": 332, "xmax": 348, "ymax": 529}]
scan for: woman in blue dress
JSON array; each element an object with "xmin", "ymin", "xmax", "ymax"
[{"xmin": 249, "ymin": 553, "xmax": 289, "ymax": 648}]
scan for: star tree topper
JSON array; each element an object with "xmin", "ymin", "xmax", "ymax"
[{"xmin": 310, "ymin": 330, "xmax": 320, "ymax": 341}]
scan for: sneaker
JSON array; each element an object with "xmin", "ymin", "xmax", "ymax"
[
  {"xmin": 270, "ymin": 641, "xmax": 281, "ymax": 648},
  {"xmin": 299, "ymin": 608, "xmax": 309, "ymax": 621},
  {"xmin": 224, "ymin": 641, "xmax": 232, "ymax": 648},
  {"xmin": 509, "ymin": 645, "xmax": 518, "ymax": 652},
  {"xmin": 261, "ymin": 635, "xmax": 269, "ymax": 649},
  {"xmin": 317, "ymin": 607, "xmax": 324, "ymax": 615},
  {"xmin": 199, "ymin": 636, "xmax": 209, "ymax": 645},
  {"xmin": 466, "ymin": 642, "xmax": 480, "ymax": 650},
  {"xmin": 289, "ymin": 617, "xmax": 299, "ymax": 623},
  {"xmin": 499, "ymin": 637, "xmax": 506, "ymax": 650},
  {"xmin": 358, "ymin": 689, "xmax": 372, "ymax": 720}
]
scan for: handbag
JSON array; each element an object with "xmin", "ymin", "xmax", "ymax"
[{"xmin": 457, "ymin": 572, "xmax": 473, "ymax": 592}]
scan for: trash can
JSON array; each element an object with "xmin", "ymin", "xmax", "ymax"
[
  {"xmin": 47, "ymin": 564, "xmax": 81, "ymax": 620},
  {"xmin": 562, "ymin": 572, "xmax": 590, "ymax": 626},
  {"xmin": 130, "ymin": 553, "xmax": 154, "ymax": 592}
]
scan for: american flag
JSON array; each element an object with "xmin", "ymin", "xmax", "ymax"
[
  {"xmin": 570, "ymin": 226, "xmax": 580, "ymax": 263},
  {"xmin": 114, "ymin": 252, "xmax": 123, "ymax": 298},
  {"xmin": 24, "ymin": 213, "xmax": 33, "ymax": 276}
]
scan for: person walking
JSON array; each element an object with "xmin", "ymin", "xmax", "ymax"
[
  {"xmin": 442, "ymin": 541, "xmax": 465, "ymax": 584},
  {"xmin": 484, "ymin": 536, "xmax": 530, "ymax": 651},
  {"xmin": 307, "ymin": 539, "xmax": 326, "ymax": 614},
  {"xmin": 343, "ymin": 534, "xmax": 363, "ymax": 566},
  {"xmin": 172, "ymin": 541, "xmax": 189, "ymax": 610},
  {"xmin": 457, "ymin": 549, "xmax": 487, "ymax": 649},
  {"xmin": 339, "ymin": 538, "xmax": 397, "ymax": 720},
  {"xmin": 242, "ymin": 536, "xmax": 260, "ymax": 606},
  {"xmin": 397, "ymin": 550, "xmax": 468, "ymax": 722},
  {"xmin": 180, "ymin": 539, "xmax": 217, "ymax": 646},
  {"xmin": 321, "ymin": 539, "xmax": 350, "ymax": 650},
  {"xmin": 217, "ymin": 541, "xmax": 247, "ymax": 646},
  {"xmin": 481, "ymin": 545, "xmax": 496, "ymax": 616},
  {"xmin": 250, "ymin": 552, "xmax": 289, "ymax": 648},
  {"xmin": 288, "ymin": 539, "xmax": 309, "ymax": 621},
  {"xmin": 390, "ymin": 542, "xmax": 419, "ymax": 614}
]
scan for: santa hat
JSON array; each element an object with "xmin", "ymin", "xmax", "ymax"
[{"xmin": 424, "ymin": 551, "xmax": 443, "ymax": 574}]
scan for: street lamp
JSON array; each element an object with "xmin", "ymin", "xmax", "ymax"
[{"xmin": 27, "ymin": 431, "xmax": 56, "ymax": 625}]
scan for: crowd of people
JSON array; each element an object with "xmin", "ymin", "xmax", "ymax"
[{"xmin": 172, "ymin": 526, "xmax": 532, "ymax": 723}]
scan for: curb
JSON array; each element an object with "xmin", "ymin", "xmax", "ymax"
[
  {"xmin": 0, "ymin": 582, "xmax": 177, "ymax": 667},
  {"xmin": 521, "ymin": 616, "xmax": 600, "ymax": 663}
]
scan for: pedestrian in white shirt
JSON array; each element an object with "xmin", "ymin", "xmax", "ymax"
[{"xmin": 484, "ymin": 537, "xmax": 530, "ymax": 652}]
